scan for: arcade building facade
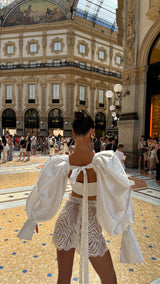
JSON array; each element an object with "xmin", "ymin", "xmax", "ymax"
[{"xmin": 0, "ymin": 0, "xmax": 123, "ymax": 138}]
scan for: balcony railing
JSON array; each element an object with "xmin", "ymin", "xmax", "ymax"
[{"xmin": 0, "ymin": 61, "xmax": 121, "ymax": 78}]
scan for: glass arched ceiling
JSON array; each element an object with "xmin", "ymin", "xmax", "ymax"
[
  {"xmin": 76, "ymin": 0, "xmax": 118, "ymax": 31},
  {"xmin": 0, "ymin": 0, "xmax": 118, "ymax": 31}
]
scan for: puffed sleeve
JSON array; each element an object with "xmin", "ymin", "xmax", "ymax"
[
  {"xmin": 93, "ymin": 151, "xmax": 144, "ymax": 263},
  {"xmin": 17, "ymin": 155, "xmax": 69, "ymax": 240}
]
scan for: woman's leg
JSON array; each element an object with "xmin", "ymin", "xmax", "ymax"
[
  {"xmin": 89, "ymin": 250, "xmax": 117, "ymax": 284},
  {"xmin": 57, "ymin": 248, "xmax": 75, "ymax": 284}
]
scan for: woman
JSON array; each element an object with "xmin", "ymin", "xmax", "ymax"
[
  {"xmin": 18, "ymin": 112, "xmax": 143, "ymax": 284},
  {"xmin": 8, "ymin": 134, "xmax": 13, "ymax": 161},
  {"xmin": 26, "ymin": 136, "xmax": 31, "ymax": 161},
  {"xmin": 155, "ymin": 138, "xmax": 160, "ymax": 181},
  {"xmin": 2, "ymin": 136, "xmax": 9, "ymax": 163}
]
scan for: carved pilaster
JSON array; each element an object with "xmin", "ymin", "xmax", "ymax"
[
  {"xmin": 67, "ymin": 32, "xmax": 75, "ymax": 60},
  {"xmin": 126, "ymin": 0, "xmax": 136, "ymax": 68},
  {"xmin": 116, "ymin": 0, "xmax": 124, "ymax": 46},
  {"xmin": 19, "ymin": 35, "xmax": 23, "ymax": 64},
  {"xmin": 42, "ymin": 34, "xmax": 47, "ymax": 63}
]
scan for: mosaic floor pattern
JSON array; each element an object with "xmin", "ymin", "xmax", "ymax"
[
  {"xmin": 0, "ymin": 155, "xmax": 160, "ymax": 283},
  {"xmin": 0, "ymin": 198, "xmax": 160, "ymax": 284}
]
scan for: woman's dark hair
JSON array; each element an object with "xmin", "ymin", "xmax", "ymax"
[{"xmin": 72, "ymin": 111, "xmax": 94, "ymax": 136}]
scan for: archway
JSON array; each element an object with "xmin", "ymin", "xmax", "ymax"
[
  {"xmin": 48, "ymin": 108, "xmax": 63, "ymax": 136},
  {"xmin": 146, "ymin": 33, "xmax": 160, "ymax": 138},
  {"xmin": 24, "ymin": 108, "xmax": 39, "ymax": 136},
  {"xmin": 2, "ymin": 108, "xmax": 16, "ymax": 135},
  {"xmin": 95, "ymin": 112, "xmax": 106, "ymax": 137}
]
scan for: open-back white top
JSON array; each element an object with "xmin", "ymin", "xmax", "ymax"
[
  {"xmin": 71, "ymin": 182, "xmax": 97, "ymax": 196},
  {"xmin": 17, "ymin": 151, "xmax": 144, "ymax": 284}
]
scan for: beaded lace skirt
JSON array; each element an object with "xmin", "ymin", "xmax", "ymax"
[{"xmin": 52, "ymin": 194, "xmax": 108, "ymax": 257}]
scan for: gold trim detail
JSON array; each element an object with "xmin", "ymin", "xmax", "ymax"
[
  {"xmin": 26, "ymin": 39, "xmax": 40, "ymax": 56},
  {"xmin": 77, "ymin": 40, "xmax": 89, "ymax": 57},
  {"xmin": 3, "ymin": 41, "xmax": 16, "ymax": 57},
  {"xmin": 50, "ymin": 37, "xmax": 64, "ymax": 54},
  {"xmin": 97, "ymin": 47, "xmax": 108, "ymax": 62}
]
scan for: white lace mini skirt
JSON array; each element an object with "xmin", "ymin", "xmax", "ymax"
[{"xmin": 52, "ymin": 194, "xmax": 108, "ymax": 257}]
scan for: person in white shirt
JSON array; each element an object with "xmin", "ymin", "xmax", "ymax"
[
  {"xmin": 116, "ymin": 144, "xmax": 126, "ymax": 170},
  {"xmin": 17, "ymin": 112, "xmax": 143, "ymax": 284}
]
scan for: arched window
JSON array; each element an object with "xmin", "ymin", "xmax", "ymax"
[
  {"xmin": 146, "ymin": 33, "xmax": 160, "ymax": 138},
  {"xmin": 2, "ymin": 108, "xmax": 16, "ymax": 128},
  {"xmin": 48, "ymin": 109, "xmax": 63, "ymax": 129},
  {"xmin": 24, "ymin": 108, "xmax": 39, "ymax": 129},
  {"xmin": 95, "ymin": 112, "xmax": 106, "ymax": 137}
]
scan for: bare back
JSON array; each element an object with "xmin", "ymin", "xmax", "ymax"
[{"xmin": 68, "ymin": 149, "xmax": 97, "ymax": 183}]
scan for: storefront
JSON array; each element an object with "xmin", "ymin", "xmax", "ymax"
[
  {"xmin": 2, "ymin": 108, "xmax": 16, "ymax": 135},
  {"xmin": 146, "ymin": 34, "xmax": 160, "ymax": 138},
  {"xmin": 24, "ymin": 108, "xmax": 39, "ymax": 136},
  {"xmin": 48, "ymin": 109, "xmax": 64, "ymax": 136},
  {"xmin": 95, "ymin": 112, "xmax": 106, "ymax": 137}
]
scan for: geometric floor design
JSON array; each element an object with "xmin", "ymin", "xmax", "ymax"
[{"xmin": 0, "ymin": 155, "xmax": 160, "ymax": 284}]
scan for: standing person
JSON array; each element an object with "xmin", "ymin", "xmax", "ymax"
[
  {"xmin": 18, "ymin": 111, "xmax": 143, "ymax": 284},
  {"xmin": 8, "ymin": 135, "xmax": 13, "ymax": 161},
  {"xmin": 0, "ymin": 139, "xmax": 3, "ymax": 162},
  {"xmin": 19, "ymin": 136, "xmax": 26, "ymax": 161},
  {"xmin": 49, "ymin": 137, "xmax": 55, "ymax": 157},
  {"xmin": 94, "ymin": 137, "xmax": 101, "ymax": 153},
  {"xmin": 138, "ymin": 135, "xmax": 147, "ymax": 170},
  {"xmin": 105, "ymin": 137, "xmax": 117, "ymax": 152},
  {"xmin": 2, "ymin": 136, "xmax": 9, "ymax": 163},
  {"xmin": 26, "ymin": 136, "xmax": 31, "ymax": 161},
  {"xmin": 31, "ymin": 136, "xmax": 37, "ymax": 155},
  {"xmin": 116, "ymin": 144, "xmax": 126, "ymax": 170},
  {"xmin": 155, "ymin": 138, "xmax": 160, "ymax": 181}
]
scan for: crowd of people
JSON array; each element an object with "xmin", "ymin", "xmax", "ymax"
[
  {"xmin": 138, "ymin": 135, "xmax": 160, "ymax": 181},
  {"xmin": 0, "ymin": 133, "xmax": 160, "ymax": 181}
]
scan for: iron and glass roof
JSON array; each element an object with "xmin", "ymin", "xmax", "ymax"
[
  {"xmin": 76, "ymin": 0, "xmax": 118, "ymax": 31},
  {"xmin": 0, "ymin": 0, "xmax": 118, "ymax": 31}
]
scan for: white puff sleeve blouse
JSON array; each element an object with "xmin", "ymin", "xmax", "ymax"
[{"xmin": 17, "ymin": 151, "xmax": 143, "ymax": 265}]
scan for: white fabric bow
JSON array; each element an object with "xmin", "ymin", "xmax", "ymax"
[{"xmin": 70, "ymin": 164, "xmax": 92, "ymax": 284}]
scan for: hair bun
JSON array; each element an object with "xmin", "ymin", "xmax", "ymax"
[{"xmin": 74, "ymin": 111, "xmax": 85, "ymax": 120}]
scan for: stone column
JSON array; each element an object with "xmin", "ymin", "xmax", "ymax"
[
  {"xmin": 90, "ymin": 83, "xmax": 96, "ymax": 119},
  {"xmin": 40, "ymin": 82, "xmax": 48, "ymax": 136},
  {"xmin": 64, "ymin": 80, "xmax": 75, "ymax": 136},
  {"xmin": 17, "ymin": 81, "xmax": 24, "ymax": 135},
  {"xmin": 118, "ymin": 0, "xmax": 140, "ymax": 168}
]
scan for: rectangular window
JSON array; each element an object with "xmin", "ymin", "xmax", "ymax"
[
  {"xmin": 116, "ymin": 56, "xmax": 121, "ymax": 64},
  {"xmin": 99, "ymin": 89, "xmax": 104, "ymax": 107},
  {"xmin": 30, "ymin": 61, "xmax": 36, "ymax": 67},
  {"xmin": 5, "ymin": 85, "xmax": 12, "ymax": 103},
  {"xmin": 28, "ymin": 84, "xmax": 35, "ymax": 103},
  {"xmin": 54, "ymin": 60, "xmax": 61, "ymax": 66},
  {"xmin": 7, "ymin": 63, "xmax": 13, "ymax": 69},
  {"xmin": 80, "ymin": 86, "xmax": 86, "ymax": 105},
  {"xmin": 54, "ymin": 42, "xmax": 61, "ymax": 51},
  {"xmin": 99, "ymin": 50, "xmax": 105, "ymax": 59},
  {"xmin": 7, "ymin": 45, "xmax": 14, "ymax": 54},
  {"xmin": 80, "ymin": 44, "xmax": 86, "ymax": 54},
  {"xmin": 30, "ymin": 44, "xmax": 37, "ymax": 53},
  {"xmin": 99, "ymin": 67, "xmax": 104, "ymax": 73},
  {"xmin": 52, "ymin": 83, "xmax": 60, "ymax": 103},
  {"xmin": 80, "ymin": 62, "xmax": 85, "ymax": 69}
]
